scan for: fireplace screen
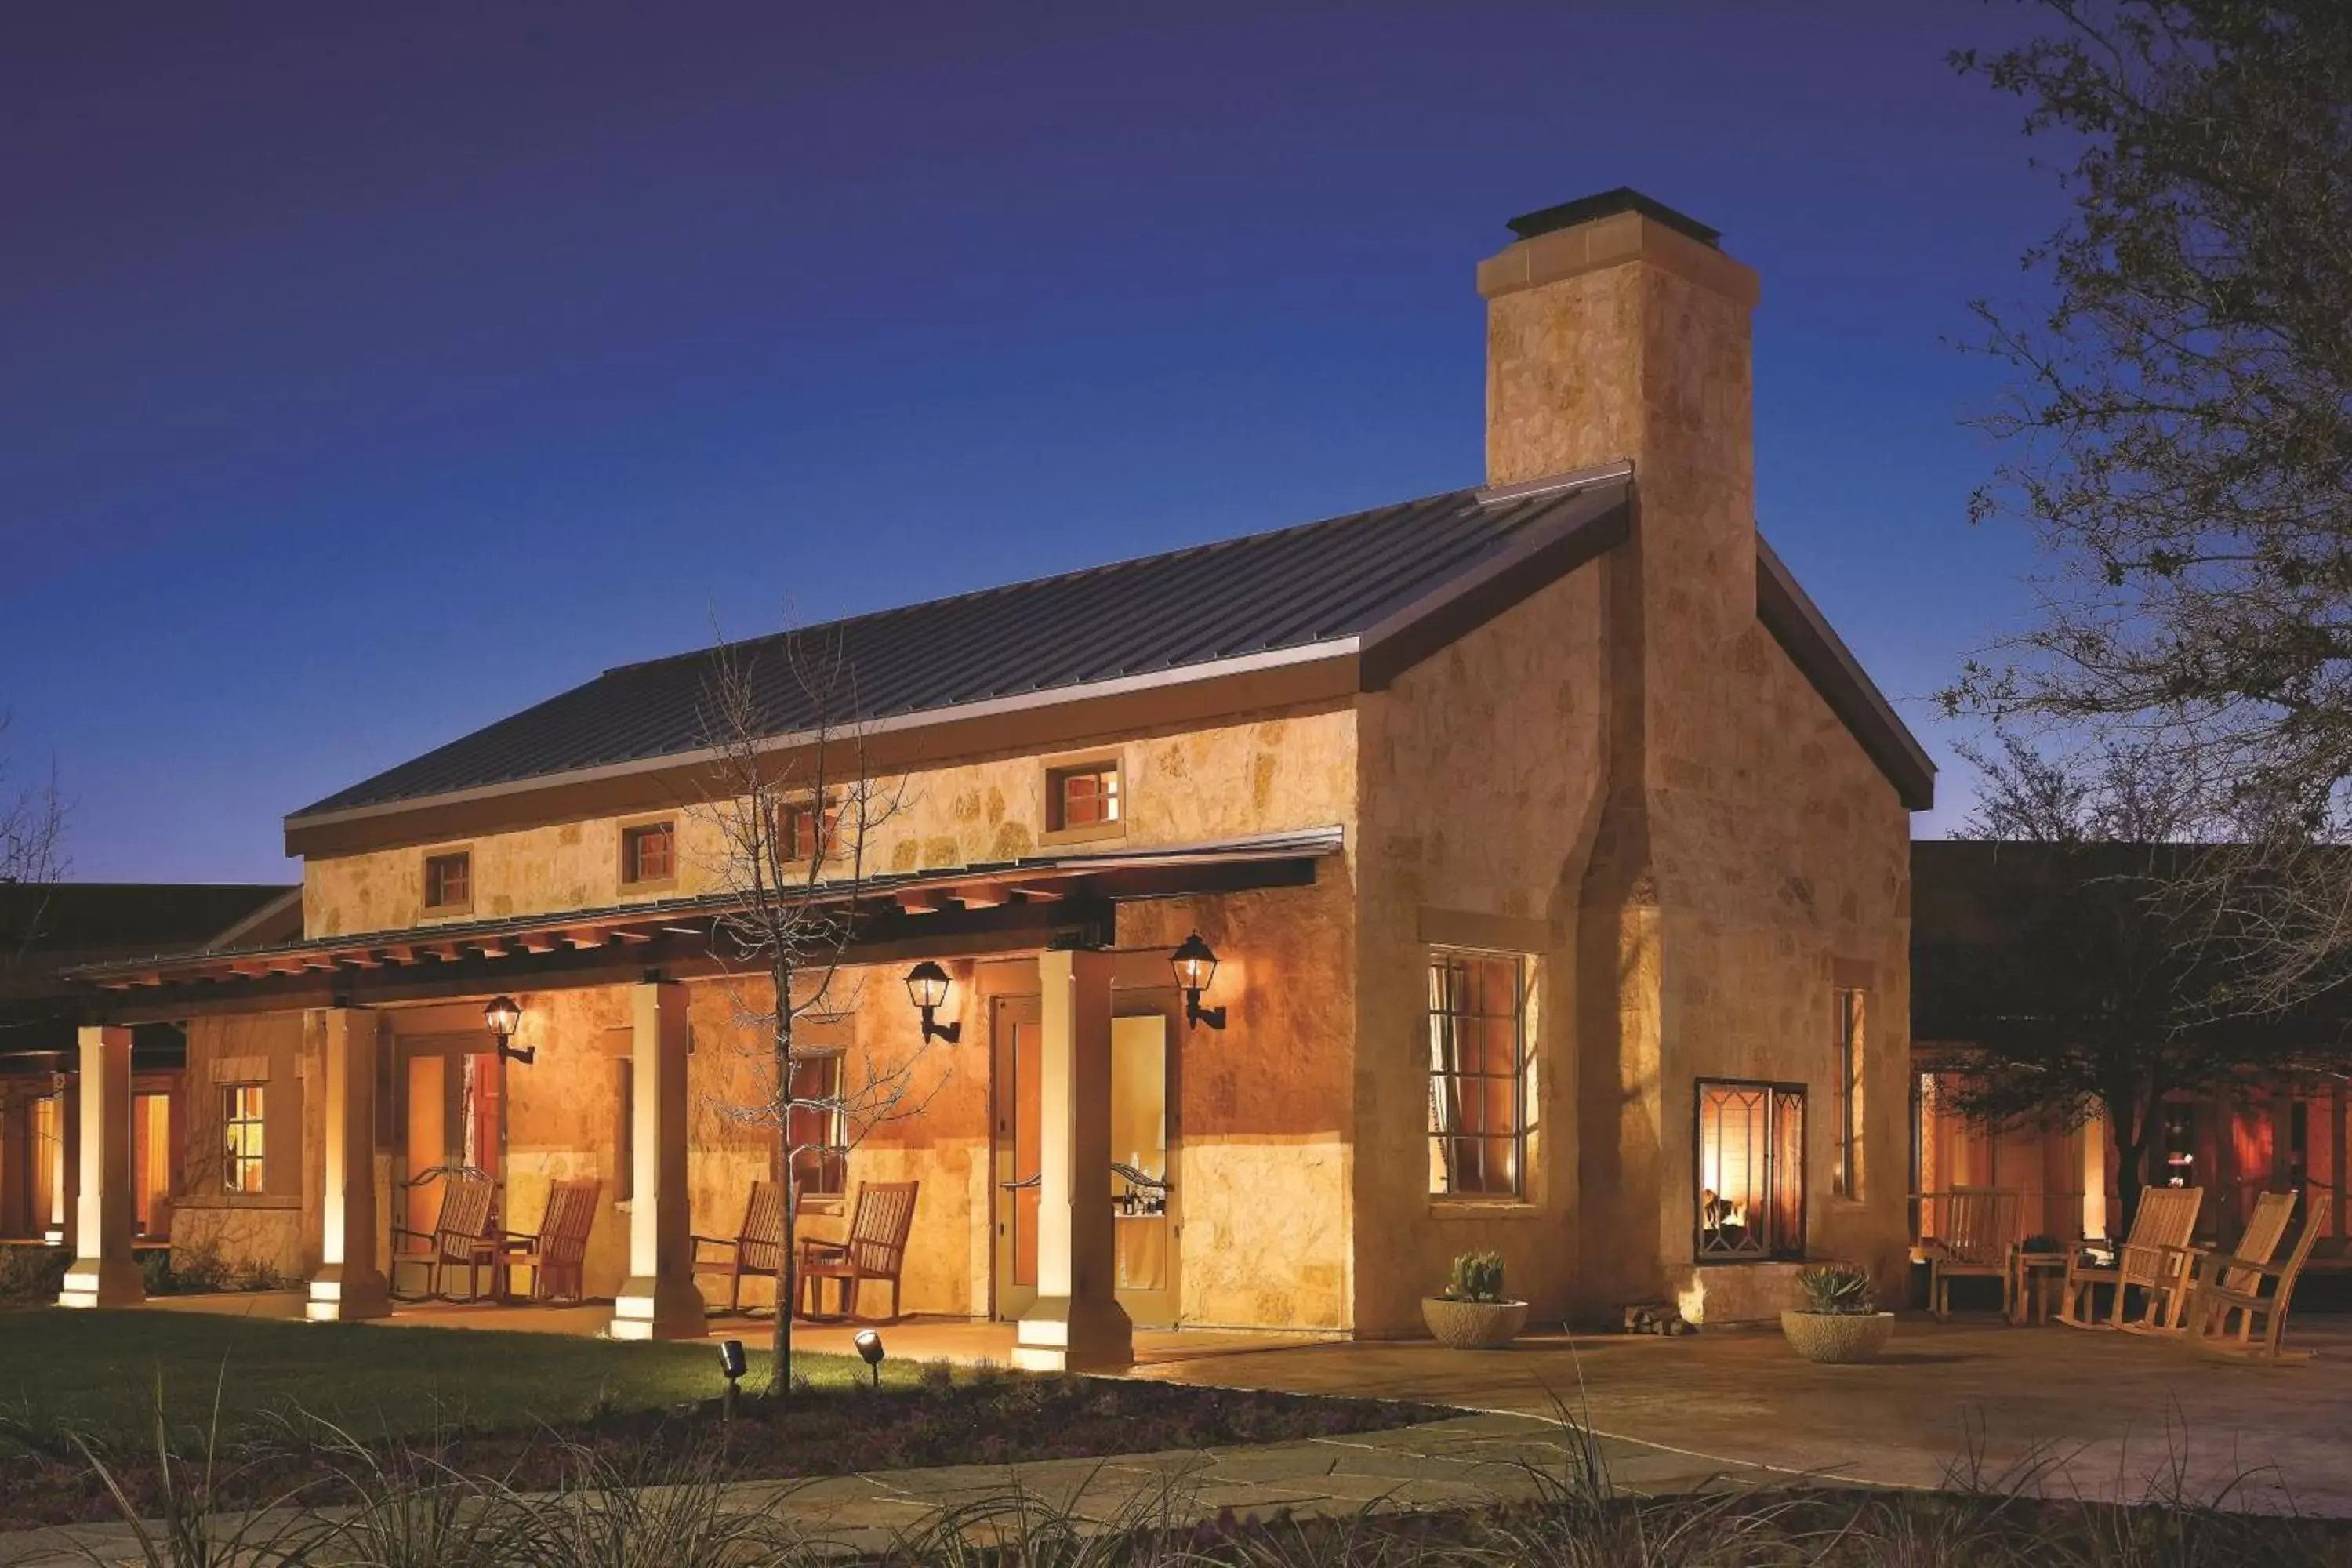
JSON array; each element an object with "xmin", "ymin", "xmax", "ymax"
[{"xmin": 1695, "ymin": 1080, "xmax": 1806, "ymax": 1261}]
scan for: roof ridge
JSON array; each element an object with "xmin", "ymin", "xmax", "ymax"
[{"xmin": 596, "ymin": 483, "xmax": 1481, "ymax": 680}]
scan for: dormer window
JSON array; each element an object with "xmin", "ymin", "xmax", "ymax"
[
  {"xmin": 621, "ymin": 821, "xmax": 676, "ymax": 888},
  {"xmin": 1047, "ymin": 761, "xmax": 1121, "ymax": 833},
  {"xmin": 423, "ymin": 850, "xmax": 472, "ymax": 914}
]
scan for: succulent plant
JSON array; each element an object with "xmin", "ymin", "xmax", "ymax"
[
  {"xmin": 1443, "ymin": 1250, "xmax": 1507, "ymax": 1304},
  {"xmin": 1795, "ymin": 1261, "xmax": 1878, "ymax": 1316}
]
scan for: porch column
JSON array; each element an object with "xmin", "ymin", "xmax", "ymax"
[
  {"xmin": 612, "ymin": 981, "xmax": 705, "ymax": 1341},
  {"xmin": 1014, "ymin": 949, "xmax": 1133, "ymax": 1371},
  {"xmin": 57, "ymin": 1027, "xmax": 142, "ymax": 1308},
  {"xmin": 308, "ymin": 1008, "xmax": 390, "ymax": 1322}
]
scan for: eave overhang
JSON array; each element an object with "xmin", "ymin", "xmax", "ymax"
[{"xmin": 71, "ymin": 829, "xmax": 1344, "ymax": 1025}]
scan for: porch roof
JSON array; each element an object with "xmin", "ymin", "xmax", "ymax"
[{"xmin": 64, "ymin": 827, "xmax": 1343, "ymax": 1018}]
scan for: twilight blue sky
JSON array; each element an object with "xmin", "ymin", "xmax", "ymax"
[{"xmin": 2, "ymin": 2, "xmax": 2060, "ymax": 884}]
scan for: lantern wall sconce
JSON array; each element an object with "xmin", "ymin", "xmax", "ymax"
[
  {"xmin": 904, "ymin": 961, "xmax": 961, "ymax": 1044},
  {"xmin": 1170, "ymin": 932, "xmax": 1226, "ymax": 1031},
  {"xmin": 485, "ymin": 994, "xmax": 533, "ymax": 1065}
]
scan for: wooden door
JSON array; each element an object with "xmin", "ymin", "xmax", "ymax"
[{"xmin": 992, "ymin": 995, "xmax": 1042, "ymax": 1319}]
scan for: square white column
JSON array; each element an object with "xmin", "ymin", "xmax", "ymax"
[
  {"xmin": 1014, "ymin": 949, "xmax": 1133, "ymax": 1371},
  {"xmin": 57, "ymin": 1026, "xmax": 143, "ymax": 1309},
  {"xmin": 612, "ymin": 981, "xmax": 706, "ymax": 1341},
  {"xmin": 308, "ymin": 1008, "xmax": 390, "ymax": 1321}
]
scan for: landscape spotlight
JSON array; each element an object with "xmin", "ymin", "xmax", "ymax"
[
  {"xmin": 853, "ymin": 1327, "xmax": 885, "ymax": 1389},
  {"xmin": 904, "ymin": 961, "xmax": 961, "ymax": 1044},
  {"xmin": 717, "ymin": 1338, "xmax": 747, "ymax": 1421},
  {"xmin": 1170, "ymin": 933, "xmax": 1226, "ymax": 1031},
  {"xmin": 485, "ymin": 994, "xmax": 533, "ymax": 1065}
]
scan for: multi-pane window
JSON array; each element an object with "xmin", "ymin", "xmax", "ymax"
[
  {"xmin": 1696, "ymin": 1080, "xmax": 1806, "ymax": 1261},
  {"xmin": 779, "ymin": 800, "xmax": 837, "ymax": 863},
  {"xmin": 1425, "ymin": 951, "xmax": 1527, "ymax": 1197},
  {"xmin": 786, "ymin": 1051, "xmax": 846, "ymax": 1200},
  {"xmin": 1048, "ymin": 763, "xmax": 1121, "ymax": 831},
  {"xmin": 222, "ymin": 1084, "xmax": 267, "ymax": 1193},
  {"xmin": 423, "ymin": 850, "xmax": 471, "ymax": 912},
  {"xmin": 621, "ymin": 821, "xmax": 676, "ymax": 886},
  {"xmin": 1833, "ymin": 988, "xmax": 1865, "ymax": 1200}
]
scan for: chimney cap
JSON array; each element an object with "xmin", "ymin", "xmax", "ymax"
[{"xmin": 1503, "ymin": 187, "xmax": 1721, "ymax": 249}]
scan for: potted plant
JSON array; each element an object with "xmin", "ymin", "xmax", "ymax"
[
  {"xmin": 1780, "ymin": 1261, "xmax": 1896, "ymax": 1363},
  {"xmin": 1421, "ymin": 1251, "xmax": 1528, "ymax": 1349}
]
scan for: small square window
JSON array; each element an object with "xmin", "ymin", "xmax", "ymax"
[
  {"xmin": 423, "ymin": 851, "xmax": 471, "ymax": 913},
  {"xmin": 779, "ymin": 800, "xmax": 837, "ymax": 863},
  {"xmin": 1047, "ymin": 763, "xmax": 1121, "ymax": 832},
  {"xmin": 621, "ymin": 822, "xmax": 676, "ymax": 887},
  {"xmin": 222, "ymin": 1083, "xmax": 266, "ymax": 1194}
]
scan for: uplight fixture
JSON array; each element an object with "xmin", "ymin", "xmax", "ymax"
[{"xmin": 853, "ymin": 1327, "xmax": 885, "ymax": 1389}]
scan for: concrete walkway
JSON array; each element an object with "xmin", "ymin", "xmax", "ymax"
[
  {"xmin": 1136, "ymin": 1316, "xmax": 2352, "ymax": 1514},
  {"xmin": 0, "ymin": 1410, "xmax": 1759, "ymax": 1565}
]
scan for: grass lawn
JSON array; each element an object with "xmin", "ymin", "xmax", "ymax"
[
  {"xmin": 0, "ymin": 1308, "xmax": 1450, "ymax": 1528},
  {"xmin": 0, "ymin": 1308, "xmax": 904, "ymax": 1442}
]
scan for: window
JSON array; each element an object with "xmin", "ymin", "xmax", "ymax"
[
  {"xmin": 423, "ymin": 850, "xmax": 472, "ymax": 913},
  {"xmin": 1696, "ymin": 1080, "xmax": 1805, "ymax": 1261},
  {"xmin": 621, "ymin": 821, "xmax": 676, "ymax": 887},
  {"xmin": 786, "ymin": 1050, "xmax": 846, "ymax": 1201},
  {"xmin": 1047, "ymin": 762, "xmax": 1121, "ymax": 832},
  {"xmin": 779, "ymin": 800, "xmax": 837, "ymax": 863},
  {"xmin": 1834, "ymin": 988, "xmax": 1864, "ymax": 1200},
  {"xmin": 222, "ymin": 1083, "xmax": 267, "ymax": 1194},
  {"xmin": 1426, "ymin": 951, "xmax": 1527, "ymax": 1197}
]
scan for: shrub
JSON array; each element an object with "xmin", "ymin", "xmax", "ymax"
[
  {"xmin": 0, "ymin": 1246, "xmax": 68, "ymax": 1305},
  {"xmin": 1795, "ymin": 1261, "xmax": 1878, "ymax": 1316},
  {"xmin": 164, "ymin": 1243, "xmax": 230, "ymax": 1295},
  {"xmin": 1442, "ymin": 1250, "xmax": 1507, "ymax": 1304}
]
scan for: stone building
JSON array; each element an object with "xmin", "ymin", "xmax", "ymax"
[{"xmin": 57, "ymin": 189, "xmax": 1931, "ymax": 1361}]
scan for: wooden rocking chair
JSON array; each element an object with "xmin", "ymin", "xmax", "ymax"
[
  {"xmin": 390, "ymin": 1168, "xmax": 499, "ymax": 1301},
  {"xmin": 691, "ymin": 1179, "xmax": 784, "ymax": 1313},
  {"xmin": 502, "ymin": 1178, "xmax": 602, "ymax": 1304},
  {"xmin": 2184, "ymin": 1192, "xmax": 2332, "ymax": 1362},
  {"xmin": 2058, "ymin": 1185, "xmax": 2203, "ymax": 1330},
  {"xmin": 798, "ymin": 1180, "xmax": 920, "ymax": 1324},
  {"xmin": 1927, "ymin": 1188, "xmax": 2020, "ymax": 1320},
  {"xmin": 2127, "ymin": 1189, "xmax": 2295, "ymax": 1338}
]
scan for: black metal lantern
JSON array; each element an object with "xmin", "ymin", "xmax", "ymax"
[
  {"xmin": 485, "ymin": 994, "xmax": 533, "ymax": 1065},
  {"xmin": 1170, "ymin": 932, "xmax": 1226, "ymax": 1031},
  {"xmin": 904, "ymin": 961, "xmax": 960, "ymax": 1044}
]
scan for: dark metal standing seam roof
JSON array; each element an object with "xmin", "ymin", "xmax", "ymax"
[{"xmin": 291, "ymin": 482, "xmax": 1614, "ymax": 818}]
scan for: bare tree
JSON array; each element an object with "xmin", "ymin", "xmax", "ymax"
[
  {"xmin": 1, "ymin": 711, "xmax": 68, "ymax": 973},
  {"xmin": 690, "ymin": 630, "xmax": 940, "ymax": 1390}
]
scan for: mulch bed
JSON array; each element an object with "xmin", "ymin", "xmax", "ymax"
[{"xmin": 0, "ymin": 1374, "xmax": 1453, "ymax": 1528}]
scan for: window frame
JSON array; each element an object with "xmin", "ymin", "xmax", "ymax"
[
  {"xmin": 421, "ymin": 848, "xmax": 474, "ymax": 916},
  {"xmin": 221, "ymin": 1082, "xmax": 267, "ymax": 1195},
  {"xmin": 619, "ymin": 818, "xmax": 678, "ymax": 891},
  {"xmin": 1425, "ymin": 948, "xmax": 1530, "ymax": 1200},
  {"xmin": 1693, "ymin": 1077, "xmax": 1807, "ymax": 1265},
  {"xmin": 782, "ymin": 1047, "xmax": 848, "ymax": 1207},
  {"xmin": 1042, "ymin": 755, "xmax": 1125, "ymax": 844},
  {"xmin": 1832, "ymin": 987, "xmax": 1865, "ymax": 1201},
  {"xmin": 775, "ymin": 797, "xmax": 839, "ymax": 866}
]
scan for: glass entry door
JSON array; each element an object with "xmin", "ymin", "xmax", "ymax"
[
  {"xmin": 398, "ymin": 1043, "xmax": 504, "ymax": 1239},
  {"xmin": 992, "ymin": 995, "xmax": 1042, "ymax": 1320},
  {"xmin": 992, "ymin": 993, "xmax": 1181, "ymax": 1326}
]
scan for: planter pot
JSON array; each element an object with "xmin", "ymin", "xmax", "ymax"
[
  {"xmin": 1422, "ymin": 1297, "xmax": 1529, "ymax": 1349},
  {"xmin": 1779, "ymin": 1309, "xmax": 1896, "ymax": 1363}
]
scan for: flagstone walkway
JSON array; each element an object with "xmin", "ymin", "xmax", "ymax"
[{"xmin": 0, "ymin": 1411, "xmax": 1759, "ymax": 1565}]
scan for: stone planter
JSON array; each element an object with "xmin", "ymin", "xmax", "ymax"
[
  {"xmin": 1422, "ymin": 1297, "xmax": 1529, "ymax": 1349},
  {"xmin": 1779, "ymin": 1309, "xmax": 1896, "ymax": 1363}
]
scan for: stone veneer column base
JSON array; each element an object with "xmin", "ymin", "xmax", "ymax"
[
  {"xmin": 57, "ymin": 1256, "xmax": 144, "ymax": 1310},
  {"xmin": 1013, "ymin": 1294, "xmax": 1134, "ymax": 1372},
  {"xmin": 611, "ymin": 1277, "xmax": 707, "ymax": 1341},
  {"xmin": 305, "ymin": 1266, "xmax": 391, "ymax": 1323}
]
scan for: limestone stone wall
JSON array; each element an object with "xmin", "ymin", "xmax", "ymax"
[
  {"xmin": 303, "ymin": 707, "xmax": 1357, "ymax": 937},
  {"xmin": 171, "ymin": 1010, "xmax": 314, "ymax": 1280},
  {"xmin": 1351, "ymin": 564, "xmax": 1610, "ymax": 1335}
]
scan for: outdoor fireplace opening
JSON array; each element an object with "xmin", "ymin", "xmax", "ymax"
[{"xmin": 1695, "ymin": 1079, "xmax": 1806, "ymax": 1261}]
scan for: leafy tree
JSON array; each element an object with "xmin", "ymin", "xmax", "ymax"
[{"xmin": 1945, "ymin": 2, "xmax": 2352, "ymax": 997}]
